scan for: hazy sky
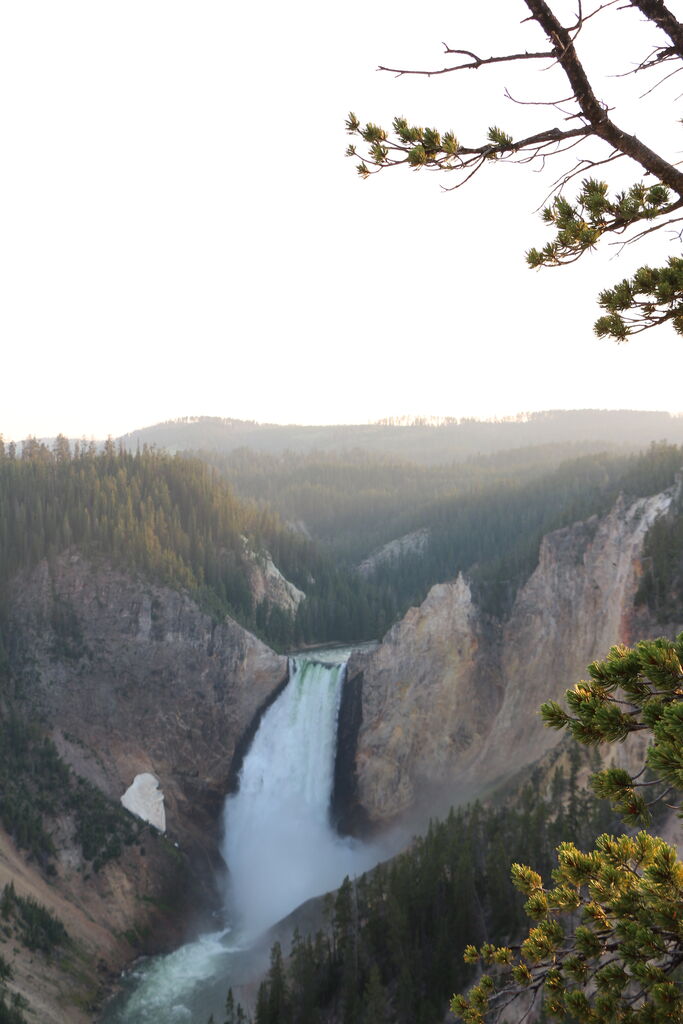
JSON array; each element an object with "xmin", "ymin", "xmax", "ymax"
[{"xmin": 2, "ymin": 0, "xmax": 683, "ymax": 440}]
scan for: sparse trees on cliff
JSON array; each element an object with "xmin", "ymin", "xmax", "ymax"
[{"xmin": 348, "ymin": 0, "xmax": 683, "ymax": 341}]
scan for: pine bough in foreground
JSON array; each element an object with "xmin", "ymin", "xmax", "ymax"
[{"xmin": 452, "ymin": 637, "xmax": 683, "ymax": 1024}]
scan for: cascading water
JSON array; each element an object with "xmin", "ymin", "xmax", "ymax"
[
  {"xmin": 223, "ymin": 657, "xmax": 373, "ymax": 940},
  {"xmin": 101, "ymin": 652, "xmax": 383, "ymax": 1023}
]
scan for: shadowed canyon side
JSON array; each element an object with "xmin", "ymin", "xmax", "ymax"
[
  {"xmin": 2, "ymin": 552, "xmax": 288, "ymax": 1020},
  {"xmin": 346, "ymin": 486, "xmax": 679, "ymax": 826}
]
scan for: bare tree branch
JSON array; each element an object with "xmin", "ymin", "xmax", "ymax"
[
  {"xmin": 377, "ymin": 48, "xmax": 555, "ymax": 77},
  {"xmin": 537, "ymin": 150, "xmax": 624, "ymax": 208},
  {"xmin": 630, "ymin": 0, "xmax": 683, "ymax": 61},
  {"xmin": 503, "ymin": 87, "xmax": 577, "ymax": 114},
  {"xmin": 351, "ymin": 1, "xmax": 683, "ymax": 340},
  {"xmin": 523, "ymin": 0, "xmax": 683, "ymax": 194},
  {"xmin": 639, "ymin": 62, "xmax": 683, "ymax": 97},
  {"xmin": 568, "ymin": 0, "xmax": 622, "ymax": 28}
]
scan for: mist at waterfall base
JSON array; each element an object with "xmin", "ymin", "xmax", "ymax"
[{"xmin": 101, "ymin": 653, "xmax": 389, "ymax": 1023}]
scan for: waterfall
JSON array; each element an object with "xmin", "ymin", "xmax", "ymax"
[
  {"xmin": 223, "ymin": 657, "xmax": 349, "ymax": 938},
  {"xmin": 102, "ymin": 652, "xmax": 383, "ymax": 1023}
]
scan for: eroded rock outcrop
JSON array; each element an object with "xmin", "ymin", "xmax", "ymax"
[
  {"xmin": 243, "ymin": 540, "xmax": 305, "ymax": 614},
  {"xmin": 346, "ymin": 575, "xmax": 490, "ymax": 823},
  {"xmin": 347, "ymin": 488, "xmax": 675, "ymax": 826}
]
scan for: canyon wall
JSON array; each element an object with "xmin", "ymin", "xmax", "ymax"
[
  {"xmin": 3, "ymin": 552, "xmax": 287, "ymax": 1020},
  {"xmin": 346, "ymin": 488, "xmax": 677, "ymax": 826},
  {"xmin": 7, "ymin": 552, "xmax": 287, "ymax": 840}
]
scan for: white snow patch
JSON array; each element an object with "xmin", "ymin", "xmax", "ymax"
[{"xmin": 121, "ymin": 773, "xmax": 166, "ymax": 833}]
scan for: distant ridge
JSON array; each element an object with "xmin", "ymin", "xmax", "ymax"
[{"xmin": 118, "ymin": 410, "xmax": 683, "ymax": 466}]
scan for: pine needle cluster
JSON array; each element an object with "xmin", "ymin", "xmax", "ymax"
[{"xmin": 346, "ymin": 0, "xmax": 683, "ymax": 344}]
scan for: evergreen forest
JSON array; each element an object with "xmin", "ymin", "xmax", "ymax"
[{"xmin": 205, "ymin": 441, "xmax": 683, "ymax": 622}]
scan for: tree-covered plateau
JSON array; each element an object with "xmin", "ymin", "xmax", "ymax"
[
  {"xmin": 348, "ymin": 0, "xmax": 683, "ymax": 342},
  {"xmin": 123, "ymin": 412, "xmax": 683, "ymax": 466}
]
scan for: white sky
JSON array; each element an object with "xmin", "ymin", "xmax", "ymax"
[{"xmin": 2, "ymin": 0, "xmax": 683, "ymax": 440}]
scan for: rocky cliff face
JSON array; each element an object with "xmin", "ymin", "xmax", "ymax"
[
  {"xmin": 346, "ymin": 488, "xmax": 676, "ymax": 826},
  {"xmin": 7, "ymin": 553, "xmax": 287, "ymax": 840},
  {"xmin": 242, "ymin": 538, "xmax": 305, "ymax": 615},
  {"xmin": 0, "ymin": 814, "xmax": 186, "ymax": 1023},
  {"xmin": 4, "ymin": 552, "xmax": 287, "ymax": 1019},
  {"xmin": 344, "ymin": 575, "xmax": 490, "ymax": 825}
]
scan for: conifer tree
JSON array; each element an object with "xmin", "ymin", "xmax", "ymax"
[
  {"xmin": 363, "ymin": 965, "xmax": 386, "ymax": 1024},
  {"xmin": 223, "ymin": 989, "xmax": 236, "ymax": 1024},
  {"xmin": 452, "ymin": 635, "xmax": 683, "ymax": 1023},
  {"xmin": 348, "ymin": 1, "xmax": 683, "ymax": 341}
]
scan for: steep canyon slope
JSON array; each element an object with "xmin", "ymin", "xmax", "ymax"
[
  {"xmin": 2, "ymin": 553, "xmax": 287, "ymax": 1020},
  {"xmin": 7, "ymin": 552, "xmax": 288, "ymax": 847},
  {"xmin": 345, "ymin": 486, "xmax": 678, "ymax": 826}
]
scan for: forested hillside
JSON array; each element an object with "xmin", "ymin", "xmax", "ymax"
[
  {"xmin": 194, "ymin": 443, "xmax": 620, "ymax": 561},
  {"xmin": 0, "ymin": 438, "xmax": 322, "ymax": 652},
  {"xmin": 370, "ymin": 443, "xmax": 683, "ymax": 619},
  {"xmin": 0, "ymin": 437, "xmax": 400, "ymax": 648},
  {"xmin": 206, "ymin": 442, "xmax": 683, "ymax": 625},
  {"xmin": 2, "ymin": 436, "xmax": 681, "ymax": 653},
  {"xmin": 0, "ymin": 437, "xmax": 382, "ymax": 649}
]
